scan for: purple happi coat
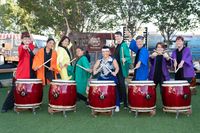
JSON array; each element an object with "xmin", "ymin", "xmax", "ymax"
[
  {"xmin": 149, "ymin": 57, "xmax": 170, "ymax": 81},
  {"xmin": 172, "ymin": 47, "xmax": 195, "ymax": 78}
]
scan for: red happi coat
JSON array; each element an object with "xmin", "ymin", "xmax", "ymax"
[{"xmin": 16, "ymin": 43, "xmax": 35, "ymax": 79}]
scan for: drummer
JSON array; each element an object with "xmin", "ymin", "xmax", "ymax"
[
  {"xmin": 172, "ymin": 36, "xmax": 195, "ymax": 83},
  {"xmin": 1, "ymin": 31, "xmax": 36, "ymax": 113},
  {"xmin": 149, "ymin": 42, "xmax": 170, "ymax": 93},
  {"xmin": 32, "ymin": 38, "xmax": 59, "ymax": 85},
  {"xmin": 113, "ymin": 31, "xmax": 132, "ymax": 109},
  {"xmin": 67, "ymin": 46, "xmax": 91, "ymax": 104},
  {"xmin": 93, "ymin": 46, "xmax": 120, "ymax": 112},
  {"xmin": 126, "ymin": 31, "xmax": 149, "ymax": 80}
]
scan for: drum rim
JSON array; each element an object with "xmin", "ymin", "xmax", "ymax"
[
  {"xmin": 163, "ymin": 80, "xmax": 188, "ymax": 84},
  {"xmin": 52, "ymin": 79, "xmax": 76, "ymax": 83},
  {"xmin": 16, "ymin": 79, "xmax": 42, "ymax": 82},
  {"xmin": 50, "ymin": 82, "xmax": 76, "ymax": 85},
  {"xmin": 129, "ymin": 80, "xmax": 154, "ymax": 84},
  {"xmin": 89, "ymin": 83, "xmax": 116, "ymax": 86},
  {"xmin": 90, "ymin": 80, "xmax": 115, "ymax": 84},
  {"xmin": 128, "ymin": 83, "xmax": 155, "ymax": 86},
  {"xmin": 16, "ymin": 79, "xmax": 42, "ymax": 83},
  {"xmin": 162, "ymin": 83, "xmax": 190, "ymax": 86}
]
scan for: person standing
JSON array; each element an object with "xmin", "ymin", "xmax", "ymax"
[
  {"xmin": 149, "ymin": 42, "xmax": 171, "ymax": 93},
  {"xmin": 172, "ymin": 36, "xmax": 195, "ymax": 82},
  {"xmin": 1, "ymin": 32, "xmax": 35, "ymax": 113},
  {"xmin": 93, "ymin": 46, "xmax": 120, "ymax": 112},
  {"xmin": 32, "ymin": 38, "xmax": 59, "ymax": 85},
  {"xmin": 67, "ymin": 47, "xmax": 91, "ymax": 104},
  {"xmin": 57, "ymin": 36, "xmax": 73, "ymax": 80},
  {"xmin": 127, "ymin": 31, "xmax": 149, "ymax": 80},
  {"xmin": 113, "ymin": 31, "xmax": 132, "ymax": 108}
]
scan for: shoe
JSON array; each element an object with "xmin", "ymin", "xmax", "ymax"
[
  {"xmin": 1, "ymin": 109, "xmax": 7, "ymax": 113},
  {"xmin": 115, "ymin": 106, "xmax": 120, "ymax": 112}
]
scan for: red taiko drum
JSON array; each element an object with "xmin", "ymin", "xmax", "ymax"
[
  {"xmin": 14, "ymin": 79, "xmax": 43, "ymax": 108},
  {"xmin": 88, "ymin": 80, "xmax": 116, "ymax": 111},
  {"xmin": 162, "ymin": 80, "xmax": 191, "ymax": 110},
  {"xmin": 48, "ymin": 80, "xmax": 77, "ymax": 111},
  {"xmin": 128, "ymin": 81, "xmax": 156, "ymax": 113}
]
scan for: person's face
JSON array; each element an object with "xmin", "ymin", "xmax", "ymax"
[
  {"xmin": 76, "ymin": 48, "xmax": 84, "ymax": 57},
  {"xmin": 22, "ymin": 37, "xmax": 31, "ymax": 45},
  {"xmin": 176, "ymin": 39, "xmax": 184, "ymax": 48},
  {"xmin": 114, "ymin": 34, "xmax": 123, "ymax": 44},
  {"xmin": 46, "ymin": 40, "xmax": 55, "ymax": 49},
  {"xmin": 156, "ymin": 44, "xmax": 164, "ymax": 52},
  {"xmin": 136, "ymin": 39, "xmax": 143, "ymax": 49},
  {"xmin": 62, "ymin": 38, "xmax": 70, "ymax": 47},
  {"xmin": 102, "ymin": 50, "xmax": 110, "ymax": 59}
]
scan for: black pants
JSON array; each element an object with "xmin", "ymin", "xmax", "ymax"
[
  {"xmin": 77, "ymin": 93, "xmax": 87, "ymax": 102},
  {"xmin": 116, "ymin": 69, "xmax": 127, "ymax": 107},
  {"xmin": 154, "ymin": 81, "xmax": 163, "ymax": 94},
  {"xmin": 1, "ymin": 79, "xmax": 15, "ymax": 111}
]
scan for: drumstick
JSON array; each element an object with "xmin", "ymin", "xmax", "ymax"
[
  {"xmin": 38, "ymin": 58, "xmax": 52, "ymax": 69},
  {"xmin": 103, "ymin": 64, "xmax": 113, "ymax": 73},
  {"xmin": 122, "ymin": 48, "xmax": 125, "ymax": 65},
  {"xmin": 95, "ymin": 65, "xmax": 103, "ymax": 74},
  {"xmin": 76, "ymin": 64, "xmax": 91, "ymax": 72},
  {"xmin": 43, "ymin": 64, "xmax": 51, "ymax": 70},
  {"xmin": 175, "ymin": 67, "xmax": 181, "ymax": 73},
  {"xmin": 70, "ymin": 58, "xmax": 76, "ymax": 63}
]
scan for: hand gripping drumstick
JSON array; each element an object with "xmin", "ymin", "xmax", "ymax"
[
  {"xmin": 38, "ymin": 58, "xmax": 52, "ymax": 69},
  {"xmin": 76, "ymin": 64, "xmax": 91, "ymax": 73}
]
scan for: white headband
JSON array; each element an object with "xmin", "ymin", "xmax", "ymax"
[{"xmin": 102, "ymin": 48, "xmax": 110, "ymax": 52}]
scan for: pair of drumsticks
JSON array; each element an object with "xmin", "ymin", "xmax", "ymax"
[{"xmin": 153, "ymin": 50, "xmax": 181, "ymax": 73}]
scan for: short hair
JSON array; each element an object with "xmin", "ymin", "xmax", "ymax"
[
  {"xmin": 156, "ymin": 42, "xmax": 166, "ymax": 49},
  {"xmin": 102, "ymin": 45, "xmax": 110, "ymax": 49},
  {"xmin": 47, "ymin": 38, "xmax": 55, "ymax": 44},
  {"xmin": 176, "ymin": 36, "xmax": 184, "ymax": 42},
  {"xmin": 21, "ymin": 31, "xmax": 30, "ymax": 39},
  {"xmin": 114, "ymin": 31, "xmax": 122, "ymax": 36},
  {"xmin": 136, "ymin": 35, "xmax": 144, "ymax": 40}
]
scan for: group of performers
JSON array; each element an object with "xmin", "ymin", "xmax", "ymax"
[{"xmin": 1, "ymin": 30, "xmax": 195, "ymax": 113}]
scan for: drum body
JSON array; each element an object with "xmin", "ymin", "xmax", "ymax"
[
  {"xmin": 48, "ymin": 80, "xmax": 77, "ymax": 110},
  {"xmin": 128, "ymin": 81, "xmax": 156, "ymax": 110},
  {"xmin": 88, "ymin": 81, "xmax": 116, "ymax": 110},
  {"xmin": 14, "ymin": 79, "xmax": 43, "ymax": 108},
  {"xmin": 162, "ymin": 80, "xmax": 191, "ymax": 109}
]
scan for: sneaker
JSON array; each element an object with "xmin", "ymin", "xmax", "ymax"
[{"xmin": 115, "ymin": 106, "xmax": 120, "ymax": 112}]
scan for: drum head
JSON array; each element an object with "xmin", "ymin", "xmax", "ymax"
[
  {"xmin": 52, "ymin": 79, "xmax": 76, "ymax": 83},
  {"xmin": 129, "ymin": 80, "xmax": 154, "ymax": 84},
  {"xmin": 163, "ymin": 80, "xmax": 188, "ymax": 84},
  {"xmin": 16, "ymin": 79, "xmax": 42, "ymax": 83},
  {"xmin": 90, "ymin": 80, "xmax": 115, "ymax": 84}
]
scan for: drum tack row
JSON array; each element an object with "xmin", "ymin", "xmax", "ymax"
[{"xmin": 14, "ymin": 79, "xmax": 192, "ymax": 119}]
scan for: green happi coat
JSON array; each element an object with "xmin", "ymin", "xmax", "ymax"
[
  {"xmin": 119, "ymin": 42, "xmax": 132, "ymax": 77},
  {"xmin": 67, "ymin": 56, "xmax": 90, "ymax": 94}
]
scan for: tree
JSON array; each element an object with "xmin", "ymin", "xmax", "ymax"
[
  {"xmin": 0, "ymin": 1, "xmax": 34, "ymax": 33},
  {"xmin": 142, "ymin": 0, "xmax": 199, "ymax": 45},
  {"xmin": 17, "ymin": 0, "xmax": 100, "ymax": 36},
  {"xmin": 93, "ymin": 0, "xmax": 149, "ymax": 35}
]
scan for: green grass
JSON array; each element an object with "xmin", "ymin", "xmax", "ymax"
[{"xmin": 0, "ymin": 86, "xmax": 200, "ymax": 133}]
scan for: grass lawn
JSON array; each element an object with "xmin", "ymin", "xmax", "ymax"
[{"xmin": 0, "ymin": 86, "xmax": 200, "ymax": 133}]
